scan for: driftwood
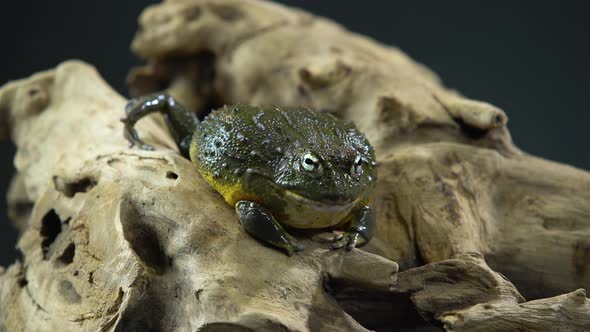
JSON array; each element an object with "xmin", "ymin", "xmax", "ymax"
[{"xmin": 0, "ymin": 0, "xmax": 589, "ymax": 331}]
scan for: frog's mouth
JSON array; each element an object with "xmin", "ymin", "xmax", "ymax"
[
  {"xmin": 279, "ymin": 186, "xmax": 362, "ymax": 229},
  {"xmin": 270, "ymin": 178, "xmax": 361, "ymax": 207},
  {"xmin": 283, "ymin": 188, "xmax": 360, "ymax": 207},
  {"xmin": 244, "ymin": 168, "xmax": 361, "ymax": 207},
  {"xmin": 245, "ymin": 171, "xmax": 363, "ymax": 228}
]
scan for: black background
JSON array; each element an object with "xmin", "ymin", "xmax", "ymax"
[{"xmin": 1, "ymin": 1, "xmax": 589, "ymax": 266}]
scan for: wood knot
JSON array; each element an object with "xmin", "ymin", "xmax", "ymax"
[
  {"xmin": 299, "ymin": 59, "xmax": 351, "ymax": 89},
  {"xmin": 445, "ymin": 97, "xmax": 508, "ymax": 130},
  {"xmin": 565, "ymin": 288, "xmax": 587, "ymax": 307},
  {"xmin": 17, "ymin": 82, "xmax": 50, "ymax": 116}
]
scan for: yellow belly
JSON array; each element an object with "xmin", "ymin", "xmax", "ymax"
[
  {"xmin": 201, "ymin": 171, "xmax": 257, "ymax": 206},
  {"xmin": 200, "ymin": 169, "xmax": 363, "ymax": 229}
]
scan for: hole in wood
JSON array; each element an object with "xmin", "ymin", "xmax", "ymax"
[
  {"xmin": 57, "ymin": 242, "xmax": 76, "ymax": 266},
  {"xmin": 166, "ymin": 171, "xmax": 179, "ymax": 180},
  {"xmin": 53, "ymin": 176, "xmax": 97, "ymax": 198},
  {"xmin": 40, "ymin": 209, "xmax": 62, "ymax": 259}
]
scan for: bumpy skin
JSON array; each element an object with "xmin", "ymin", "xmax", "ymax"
[
  {"xmin": 122, "ymin": 94, "xmax": 377, "ymax": 255},
  {"xmin": 192, "ymin": 106, "xmax": 376, "ymax": 211}
]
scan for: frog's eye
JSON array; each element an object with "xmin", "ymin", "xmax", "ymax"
[
  {"xmin": 350, "ymin": 155, "xmax": 363, "ymax": 178},
  {"xmin": 300, "ymin": 152, "xmax": 323, "ymax": 175}
]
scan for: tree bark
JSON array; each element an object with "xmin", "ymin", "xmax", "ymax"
[{"xmin": 1, "ymin": 0, "xmax": 589, "ymax": 331}]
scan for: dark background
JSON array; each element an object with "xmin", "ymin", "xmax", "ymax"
[{"xmin": 1, "ymin": 1, "xmax": 589, "ymax": 267}]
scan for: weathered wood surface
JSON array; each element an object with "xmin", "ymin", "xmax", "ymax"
[{"xmin": 0, "ymin": 0, "xmax": 589, "ymax": 331}]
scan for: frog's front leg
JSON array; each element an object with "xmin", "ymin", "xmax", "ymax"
[
  {"xmin": 332, "ymin": 206, "xmax": 375, "ymax": 251},
  {"xmin": 121, "ymin": 93, "xmax": 199, "ymax": 157},
  {"xmin": 235, "ymin": 200, "xmax": 305, "ymax": 256}
]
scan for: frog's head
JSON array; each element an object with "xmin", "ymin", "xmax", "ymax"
[{"xmin": 272, "ymin": 144, "xmax": 378, "ymax": 205}]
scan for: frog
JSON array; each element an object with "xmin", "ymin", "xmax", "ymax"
[{"xmin": 121, "ymin": 93, "xmax": 377, "ymax": 256}]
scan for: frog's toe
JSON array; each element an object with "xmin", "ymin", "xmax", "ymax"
[
  {"xmin": 124, "ymin": 100, "xmax": 135, "ymax": 113},
  {"xmin": 331, "ymin": 237, "xmax": 348, "ymax": 249},
  {"xmin": 283, "ymin": 241, "xmax": 305, "ymax": 256},
  {"xmin": 313, "ymin": 231, "xmax": 343, "ymax": 243},
  {"xmin": 126, "ymin": 137, "xmax": 154, "ymax": 151},
  {"xmin": 139, "ymin": 143, "xmax": 155, "ymax": 150},
  {"xmin": 293, "ymin": 241, "xmax": 306, "ymax": 252},
  {"xmin": 330, "ymin": 232, "xmax": 366, "ymax": 250},
  {"xmin": 123, "ymin": 129, "xmax": 137, "ymax": 148},
  {"xmin": 345, "ymin": 232, "xmax": 361, "ymax": 251},
  {"xmin": 123, "ymin": 124, "xmax": 154, "ymax": 150},
  {"xmin": 124, "ymin": 98, "xmax": 144, "ymax": 113}
]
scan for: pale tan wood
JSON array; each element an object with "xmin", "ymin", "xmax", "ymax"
[
  {"xmin": 0, "ymin": 62, "xmax": 397, "ymax": 331},
  {"xmin": 440, "ymin": 289, "xmax": 590, "ymax": 331},
  {"xmin": 1, "ymin": 0, "xmax": 589, "ymax": 331}
]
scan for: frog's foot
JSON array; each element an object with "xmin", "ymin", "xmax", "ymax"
[
  {"xmin": 235, "ymin": 200, "xmax": 305, "ymax": 256},
  {"xmin": 285, "ymin": 238, "xmax": 306, "ymax": 256},
  {"xmin": 121, "ymin": 95, "xmax": 157, "ymax": 150},
  {"xmin": 121, "ymin": 118, "xmax": 155, "ymax": 150},
  {"xmin": 313, "ymin": 231, "xmax": 344, "ymax": 243},
  {"xmin": 331, "ymin": 206, "xmax": 375, "ymax": 251},
  {"xmin": 331, "ymin": 231, "xmax": 367, "ymax": 251}
]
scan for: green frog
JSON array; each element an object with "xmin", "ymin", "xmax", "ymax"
[{"xmin": 121, "ymin": 93, "xmax": 377, "ymax": 255}]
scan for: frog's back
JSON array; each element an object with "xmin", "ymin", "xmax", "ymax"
[{"xmin": 190, "ymin": 105, "xmax": 367, "ymax": 205}]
